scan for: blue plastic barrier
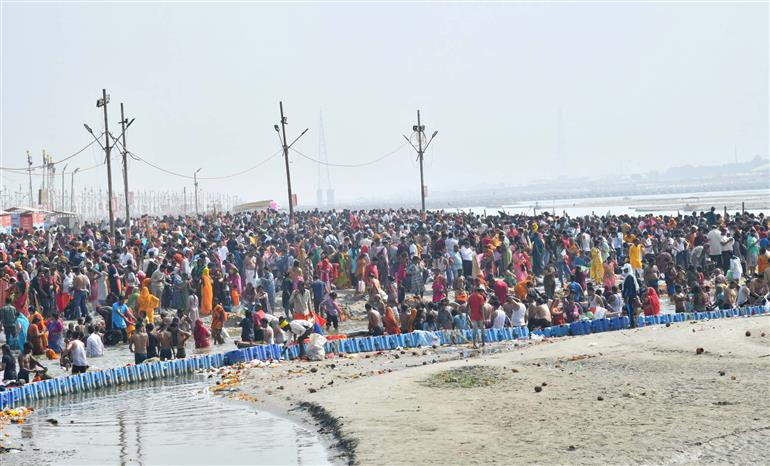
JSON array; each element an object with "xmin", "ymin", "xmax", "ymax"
[
  {"xmin": 569, "ymin": 321, "xmax": 583, "ymax": 336},
  {"xmin": 57, "ymin": 377, "xmax": 70, "ymax": 394},
  {"xmin": 21, "ymin": 383, "xmax": 36, "ymax": 402},
  {"xmin": 44, "ymin": 379, "xmax": 58, "ymax": 397},
  {"xmin": 223, "ymin": 349, "xmax": 247, "ymax": 365}
]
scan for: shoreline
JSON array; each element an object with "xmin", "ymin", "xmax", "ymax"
[{"xmin": 239, "ymin": 315, "xmax": 770, "ymax": 465}]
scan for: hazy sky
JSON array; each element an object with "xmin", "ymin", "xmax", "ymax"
[{"xmin": 1, "ymin": 2, "xmax": 767, "ymax": 206}]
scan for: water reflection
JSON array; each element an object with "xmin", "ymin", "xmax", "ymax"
[{"xmin": 5, "ymin": 376, "xmax": 330, "ymax": 465}]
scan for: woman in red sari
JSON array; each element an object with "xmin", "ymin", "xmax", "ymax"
[
  {"xmin": 13, "ymin": 272, "xmax": 29, "ymax": 315},
  {"xmin": 431, "ymin": 272, "xmax": 447, "ymax": 303},
  {"xmin": 193, "ymin": 319, "xmax": 211, "ymax": 349},
  {"xmin": 643, "ymin": 287, "xmax": 661, "ymax": 316}
]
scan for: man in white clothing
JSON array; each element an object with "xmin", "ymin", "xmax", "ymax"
[{"xmin": 86, "ymin": 325, "xmax": 104, "ymax": 357}]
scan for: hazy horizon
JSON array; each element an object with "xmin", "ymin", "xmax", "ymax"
[{"xmin": 1, "ymin": 2, "xmax": 767, "ymax": 207}]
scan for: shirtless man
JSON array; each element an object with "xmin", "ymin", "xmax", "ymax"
[
  {"xmin": 156, "ymin": 324, "xmax": 174, "ymax": 361},
  {"xmin": 366, "ymin": 303, "xmax": 384, "ymax": 336},
  {"xmin": 129, "ymin": 323, "xmax": 149, "ymax": 364},
  {"xmin": 527, "ymin": 298, "xmax": 552, "ymax": 331}
]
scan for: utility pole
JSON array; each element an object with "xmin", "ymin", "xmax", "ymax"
[
  {"xmin": 403, "ymin": 110, "xmax": 438, "ymax": 213},
  {"xmin": 26, "ymin": 150, "xmax": 33, "ymax": 206},
  {"xmin": 194, "ymin": 168, "xmax": 202, "ymax": 216},
  {"xmin": 119, "ymin": 103, "xmax": 134, "ymax": 237},
  {"xmin": 183, "ymin": 187, "xmax": 187, "ymax": 215},
  {"xmin": 97, "ymin": 89, "xmax": 116, "ymax": 238},
  {"xmin": 71, "ymin": 168, "xmax": 79, "ymax": 212},
  {"xmin": 61, "ymin": 164, "xmax": 68, "ymax": 210},
  {"xmin": 275, "ymin": 101, "xmax": 308, "ymax": 226}
]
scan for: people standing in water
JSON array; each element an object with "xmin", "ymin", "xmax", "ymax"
[{"xmin": 129, "ymin": 322, "xmax": 149, "ymax": 364}]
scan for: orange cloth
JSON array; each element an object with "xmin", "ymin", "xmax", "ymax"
[
  {"xmin": 211, "ymin": 304, "xmax": 227, "ymax": 329},
  {"xmin": 514, "ymin": 280, "xmax": 529, "ymax": 301},
  {"xmin": 200, "ymin": 269, "xmax": 213, "ymax": 316},
  {"xmin": 383, "ymin": 307, "xmax": 400, "ymax": 335}
]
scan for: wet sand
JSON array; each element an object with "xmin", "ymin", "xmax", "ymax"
[{"xmin": 238, "ymin": 315, "xmax": 770, "ymax": 465}]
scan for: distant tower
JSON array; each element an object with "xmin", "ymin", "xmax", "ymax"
[
  {"xmin": 556, "ymin": 108, "xmax": 567, "ymax": 175},
  {"xmin": 318, "ymin": 109, "xmax": 334, "ymax": 209}
]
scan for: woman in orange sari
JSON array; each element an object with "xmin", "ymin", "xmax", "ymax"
[
  {"xmin": 210, "ymin": 301, "xmax": 227, "ymax": 344},
  {"xmin": 200, "ymin": 268, "xmax": 213, "ymax": 316},
  {"xmin": 383, "ymin": 307, "xmax": 400, "ymax": 335},
  {"xmin": 27, "ymin": 314, "xmax": 47, "ymax": 355}
]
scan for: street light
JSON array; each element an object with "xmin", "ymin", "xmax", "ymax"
[
  {"xmin": 194, "ymin": 168, "xmax": 202, "ymax": 216},
  {"xmin": 71, "ymin": 168, "xmax": 80, "ymax": 213},
  {"xmin": 61, "ymin": 164, "xmax": 68, "ymax": 211}
]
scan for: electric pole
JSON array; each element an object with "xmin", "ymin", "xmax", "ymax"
[
  {"xmin": 62, "ymin": 164, "xmax": 68, "ymax": 210},
  {"xmin": 71, "ymin": 168, "xmax": 79, "ymax": 212},
  {"xmin": 97, "ymin": 89, "xmax": 116, "ymax": 238},
  {"xmin": 26, "ymin": 150, "xmax": 33, "ymax": 206},
  {"xmin": 119, "ymin": 103, "xmax": 134, "ymax": 237},
  {"xmin": 194, "ymin": 168, "xmax": 202, "ymax": 216},
  {"xmin": 275, "ymin": 101, "xmax": 308, "ymax": 226},
  {"xmin": 403, "ymin": 110, "xmax": 438, "ymax": 213}
]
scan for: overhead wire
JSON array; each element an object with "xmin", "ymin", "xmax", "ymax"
[
  {"xmin": 0, "ymin": 135, "xmax": 104, "ymax": 172},
  {"xmin": 289, "ymin": 142, "xmax": 408, "ymax": 168},
  {"xmin": 128, "ymin": 149, "xmax": 283, "ymax": 180}
]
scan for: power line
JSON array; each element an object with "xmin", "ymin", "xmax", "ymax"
[
  {"xmin": 289, "ymin": 142, "xmax": 407, "ymax": 168},
  {"xmin": 0, "ymin": 135, "xmax": 103, "ymax": 172},
  {"xmin": 128, "ymin": 149, "xmax": 283, "ymax": 180}
]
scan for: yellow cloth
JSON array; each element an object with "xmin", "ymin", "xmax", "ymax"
[
  {"xmin": 137, "ymin": 287, "xmax": 160, "ymax": 324},
  {"xmin": 590, "ymin": 247, "xmax": 604, "ymax": 283},
  {"xmin": 629, "ymin": 244, "xmax": 643, "ymax": 270}
]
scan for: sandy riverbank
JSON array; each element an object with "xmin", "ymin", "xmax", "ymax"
[{"xmin": 235, "ymin": 315, "xmax": 770, "ymax": 465}]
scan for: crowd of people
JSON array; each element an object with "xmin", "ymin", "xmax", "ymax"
[{"xmin": 1, "ymin": 205, "xmax": 769, "ymax": 384}]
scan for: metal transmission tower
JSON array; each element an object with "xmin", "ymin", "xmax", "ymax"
[
  {"xmin": 316, "ymin": 109, "xmax": 334, "ymax": 209},
  {"xmin": 403, "ymin": 110, "xmax": 438, "ymax": 213},
  {"xmin": 557, "ymin": 108, "xmax": 567, "ymax": 175}
]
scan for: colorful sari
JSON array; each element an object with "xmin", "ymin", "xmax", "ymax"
[
  {"xmin": 336, "ymin": 253, "xmax": 351, "ymax": 289},
  {"xmin": 138, "ymin": 287, "xmax": 160, "ymax": 324},
  {"xmin": 46, "ymin": 317, "xmax": 64, "ymax": 353},
  {"xmin": 193, "ymin": 319, "xmax": 211, "ymax": 348},
  {"xmin": 590, "ymin": 247, "xmax": 605, "ymax": 284},
  {"xmin": 643, "ymin": 287, "xmax": 661, "ymax": 316},
  {"xmin": 432, "ymin": 275, "xmax": 446, "ymax": 303},
  {"xmin": 200, "ymin": 269, "xmax": 213, "ymax": 316},
  {"xmin": 383, "ymin": 307, "xmax": 400, "ymax": 335}
]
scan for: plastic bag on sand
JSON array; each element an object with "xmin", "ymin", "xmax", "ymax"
[
  {"xmin": 306, "ymin": 333, "xmax": 327, "ymax": 361},
  {"xmin": 412, "ymin": 330, "xmax": 440, "ymax": 347}
]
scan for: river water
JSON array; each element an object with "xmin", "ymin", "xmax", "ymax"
[
  {"xmin": 3, "ymin": 376, "xmax": 331, "ymax": 465},
  {"xmin": 447, "ymin": 188, "xmax": 769, "ymax": 217}
]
